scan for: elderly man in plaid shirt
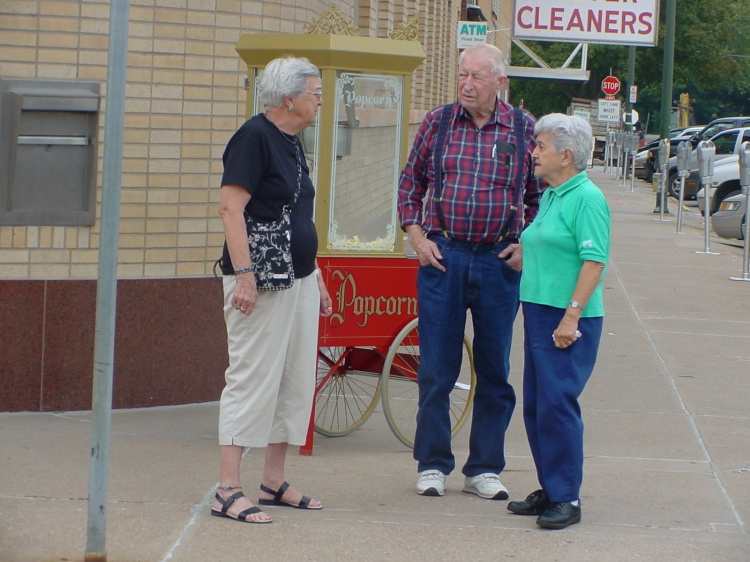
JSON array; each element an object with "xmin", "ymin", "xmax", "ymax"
[{"xmin": 398, "ymin": 43, "xmax": 542, "ymax": 499}]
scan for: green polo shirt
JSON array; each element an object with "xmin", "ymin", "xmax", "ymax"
[{"xmin": 520, "ymin": 170, "xmax": 610, "ymax": 317}]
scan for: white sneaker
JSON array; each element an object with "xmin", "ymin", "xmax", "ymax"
[
  {"xmin": 416, "ymin": 470, "xmax": 446, "ymax": 496},
  {"xmin": 463, "ymin": 473, "xmax": 509, "ymax": 500}
]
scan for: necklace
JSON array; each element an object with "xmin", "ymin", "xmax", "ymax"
[{"xmin": 264, "ymin": 113, "xmax": 299, "ymax": 145}]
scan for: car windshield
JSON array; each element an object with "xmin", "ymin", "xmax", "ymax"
[
  {"xmin": 701, "ymin": 122, "xmax": 734, "ymax": 140},
  {"xmin": 712, "ymin": 131, "xmax": 739, "ymax": 155}
]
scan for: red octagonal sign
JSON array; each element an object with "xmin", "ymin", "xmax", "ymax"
[{"xmin": 601, "ymin": 75, "xmax": 621, "ymax": 97}]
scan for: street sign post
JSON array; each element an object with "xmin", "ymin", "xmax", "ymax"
[
  {"xmin": 622, "ymin": 108, "xmax": 639, "ymax": 126},
  {"xmin": 629, "ymin": 85, "xmax": 638, "ymax": 104},
  {"xmin": 598, "ymin": 99, "xmax": 621, "ymax": 124}
]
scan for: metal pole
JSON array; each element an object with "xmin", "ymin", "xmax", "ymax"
[
  {"xmin": 604, "ymin": 128, "xmax": 610, "ymax": 174},
  {"xmin": 654, "ymin": 138, "xmax": 671, "ymax": 220},
  {"xmin": 659, "ymin": 0, "xmax": 676, "ymax": 139},
  {"xmin": 630, "ymin": 143, "xmax": 636, "ymax": 192},
  {"xmin": 676, "ymin": 175, "xmax": 686, "ymax": 232},
  {"xmin": 730, "ymin": 187, "xmax": 750, "ymax": 282},
  {"xmin": 675, "ymin": 141, "xmax": 690, "ymax": 233},
  {"xmin": 85, "ymin": 1, "xmax": 130, "ymax": 561},
  {"xmin": 659, "ymin": 170, "xmax": 668, "ymax": 221},
  {"xmin": 626, "ymin": 46, "xmax": 636, "ymax": 129},
  {"xmin": 730, "ymin": 142, "xmax": 750, "ymax": 281},
  {"xmin": 698, "ymin": 176, "xmax": 719, "ymax": 254},
  {"xmin": 696, "ymin": 140, "xmax": 719, "ymax": 255}
]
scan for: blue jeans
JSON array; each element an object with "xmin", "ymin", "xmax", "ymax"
[
  {"xmin": 414, "ymin": 235, "xmax": 520, "ymax": 476},
  {"xmin": 522, "ymin": 302, "xmax": 603, "ymax": 502}
]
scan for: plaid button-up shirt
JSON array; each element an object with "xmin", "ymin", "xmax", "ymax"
[{"xmin": 398, "ymin": 100, "xmax": 543, "ymax": 243}]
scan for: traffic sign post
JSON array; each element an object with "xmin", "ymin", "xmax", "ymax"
[
  {"xmin": 598, "ymin": 99, "xmax": 621, "ymax": 124},
  {"xmin": 629, "ymin": 85, "xmax": 638, "ymax": 104},
  {"xmin": 601, "ymin": 75, "xmax": 621, "ymax": 97}
]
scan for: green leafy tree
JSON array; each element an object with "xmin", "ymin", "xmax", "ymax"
[{"xmin": 509, "ymin": 0, "xmax": 750, "ymax": 131}]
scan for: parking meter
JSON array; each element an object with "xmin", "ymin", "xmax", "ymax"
[
  {"xmin": 696, "ymin": 140, "xmax": 718, "ymax": 255},
  {"xmin": 658, "ymin": 138, "xmax": 670, "ymax": 172},
  {"xmin": 697, "ymin": 140, "xmax": 715, "ymax": 180},
  {"xmin": 740, "ymin": 141, "xmax": 750, "ymax": 189},
  {"xmin": 731, "ymin": 142, "xmax": 750, "ymax": 281},
  {"xmin": 675, "ymin": 141, "xmax": 691, "ymax": 232},
  {"xmin": 676, "ymin": 141, "xmax": 690, "ymax": 177}
]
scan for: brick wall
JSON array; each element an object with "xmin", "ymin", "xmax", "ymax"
[{"xmin": 0, "ymin": 0, "xmax": 455, "ymax": 279}]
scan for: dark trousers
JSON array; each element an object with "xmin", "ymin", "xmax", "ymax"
[
  {"xmin": 414, "ymin": 235, "xmax": 520, "ymax": 476},
  {"xmin": 521, "ymin": 302, "xmax": 603, "ymax": 502}
]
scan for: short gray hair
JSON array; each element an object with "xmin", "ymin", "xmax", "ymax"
[
  {"xmin": 534, "ymin": 113, "xmax": 593, "ymax": 172},
  {"xmin": 258, "ymin": 56, "xmax": 320, "ymax": 108},
  {"xmin": 459, "ymin": 44, "xmax": 507, "ymax": 77}
]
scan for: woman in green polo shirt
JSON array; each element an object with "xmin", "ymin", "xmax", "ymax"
[{"xmin": 506, "ymin": 114, "xmax": 610, "ymax": 530}]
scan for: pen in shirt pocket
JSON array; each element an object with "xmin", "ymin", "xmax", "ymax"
[{"xmin": 493, "ymin": 141, "xmax": 515, "ymax": 160}]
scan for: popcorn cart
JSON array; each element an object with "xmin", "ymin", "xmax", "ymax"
[{"xmin": 236, "ymin": 27, "xmax": 476, "ymax": 454}]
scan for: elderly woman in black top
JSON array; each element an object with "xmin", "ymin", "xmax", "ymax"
[{"xmin": 212, "ymin": 56, "xmax": 332, "ymax": 524}]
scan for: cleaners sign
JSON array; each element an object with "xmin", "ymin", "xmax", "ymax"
[{"xmin": 513, "ymin": 0, "xmax": 659, "ymax": 47}]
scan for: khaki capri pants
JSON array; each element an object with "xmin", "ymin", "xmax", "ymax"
[{"xmin": 219, "ymin": 273, "xmax": 319, "ymax": 447}]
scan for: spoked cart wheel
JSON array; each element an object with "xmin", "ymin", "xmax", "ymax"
[
  {"xmin": 314, "ymin": 346, "xmax": 382, "ymax": 437},
  {"xmin": 379, "ymin": 318, "xmax": 476, "ymax": 448}
]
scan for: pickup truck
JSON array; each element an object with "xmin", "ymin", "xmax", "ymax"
[{"xmin": 694, "ymin": 155, "xmax": 745, "ymax": 215}]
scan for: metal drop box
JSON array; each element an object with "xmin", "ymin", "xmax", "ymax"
[{"xmin": 0, "ymin": 79, "xmax": 100, "ymax": 226}]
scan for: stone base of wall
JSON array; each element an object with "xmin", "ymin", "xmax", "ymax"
[{"xmin": 0, "ymin": 277, "xmax": 227, "ymax": 412}]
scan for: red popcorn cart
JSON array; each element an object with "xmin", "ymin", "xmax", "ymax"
[{"xmin": 236, "ymin": 30, "xmax": 476, "ymax": 454}]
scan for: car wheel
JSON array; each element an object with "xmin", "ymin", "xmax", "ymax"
[{"xmin": 667, "ymin": 172, "xmax": 679, "ymax": 198}]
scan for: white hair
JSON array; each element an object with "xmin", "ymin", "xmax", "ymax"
[
  {"xmin": 459, "ymin": 43, "xmax": 507, "ymax": 77},
  {"xmin": 534, "ymin": 113, "xmax": 593, "ymax": 172},
  {"xmin": 258, "ymin": 56, "xmax": 320, "ymax": 108}
]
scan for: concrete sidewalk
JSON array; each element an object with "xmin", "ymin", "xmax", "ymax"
[{"xmin": 1, "ymin": 168, "xmax": 749, "ymax": 562}]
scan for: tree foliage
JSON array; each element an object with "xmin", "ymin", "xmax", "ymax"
[{"xmin": 508, "ymin": 0, "xmax": 750, "ymax": 131}]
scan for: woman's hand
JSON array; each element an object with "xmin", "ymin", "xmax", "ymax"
[
  {"xmin": 552, "ymin": 313, "xmax": 581, "ymax": 349},
  {"xmin": 232, "ymin": 273, "xmax": 258, "ymax": 316},
  {"xmin": 318, "ymin": 273, "xmax": 333, "ymax": 317}
]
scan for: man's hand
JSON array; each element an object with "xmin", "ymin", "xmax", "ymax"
[
  {"xmin": 406, "ymin": 226, "xmax": 446, "ymax": 271},
  {"xmin": 498, "ymin": 243, "xmax": 522, "ymax": 271}
]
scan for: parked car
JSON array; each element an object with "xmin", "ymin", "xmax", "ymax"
[
  {"xmin": 668, "ymin": 127, "xmax": 750, "ymax": 199},
  {"xmin": 635, "ymin": 126, "xmax": 706, "ymax": 180},
  {"xmin": 711, "ymin": 192, "xmax": 747, "ymax": 240}
]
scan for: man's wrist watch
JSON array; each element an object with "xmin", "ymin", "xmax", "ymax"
[{"xmin": 568, "ymin": 300, "xmax": 582, "ymax": 310}]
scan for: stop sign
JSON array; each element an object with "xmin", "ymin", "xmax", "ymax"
[{"xmin": 601, "ymin": 75, "xmax": 621, "ymax": 97}]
